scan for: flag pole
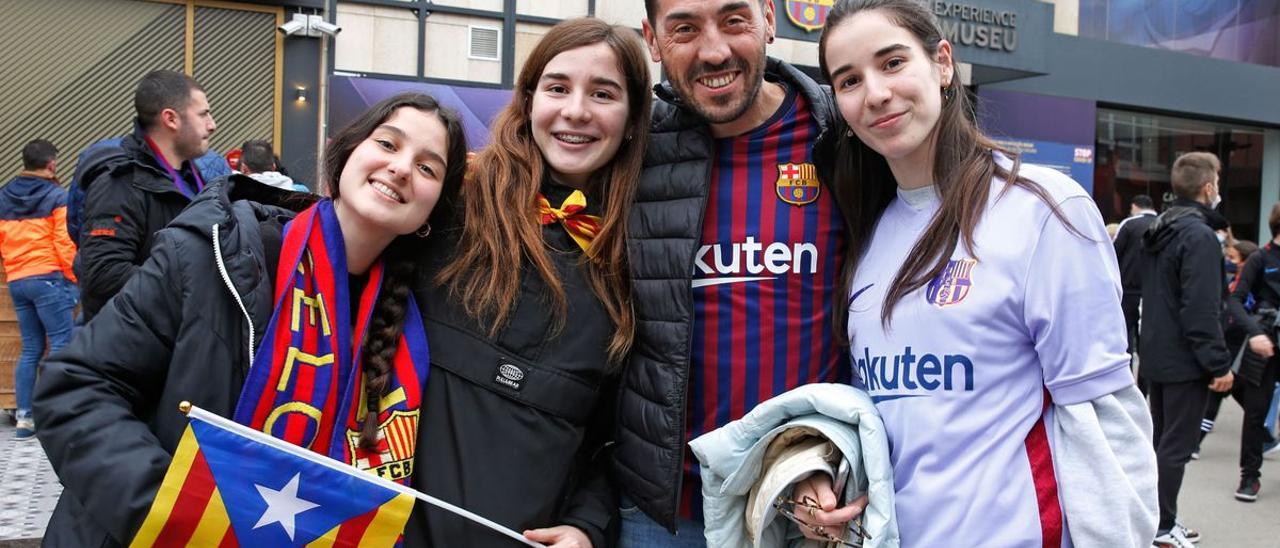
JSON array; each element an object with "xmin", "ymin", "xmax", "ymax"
[{"xmin": 179, "ymin": 402, "xmax": 543, "ymax": 547}]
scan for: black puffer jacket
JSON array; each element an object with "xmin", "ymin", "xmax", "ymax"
[
  {"xmin": 35, "ymin": 175, "xmax": 306, "ymax": 547},
  {"xmin": 614, "ymin": 57, "xmax": 847, "ymax": 531},
  {"xmin": 1139, "ymin": 199, "xmax": 1232, "ymax": 383},
  {"xmin": 75, "ymin": 128, "xmax": 203, "ymax": 320}
]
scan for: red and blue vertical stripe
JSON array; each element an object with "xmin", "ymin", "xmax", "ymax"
[{"xmin": 682, "ymin": 89, "xmax": 848, "ymax": 519}]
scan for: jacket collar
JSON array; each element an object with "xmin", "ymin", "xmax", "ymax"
[
  {"xmin": 18, "ymin": 170, "xmax": 57, "ymax": 183},
  {"xmin": 168, "ymin": 173, "xmax": 315, "ymax": 239},
  {"xmin": 1169, "ymin": 197, "xmax": 1229, "ymax": 231},
  {"xmin": 174, "ymin": 174, "xmax": 317, "ymax": 338},
  {"xmin": 121, "ymin": 128, "xmax": 201, "ymax": 195}
]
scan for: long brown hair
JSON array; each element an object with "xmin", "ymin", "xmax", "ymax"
[
  {"xmin": 819, "ymin": 0, "xmax": 1079, "ymax": 328},
  {"xmin": 323, "ymin": 92, "xmax": 468, "ymax": 449},
  {"xmin": 436, "ymin": 18, "xmax": 651, "ymax": 364}
]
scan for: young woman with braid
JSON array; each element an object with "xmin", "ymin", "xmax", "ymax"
[
  {"xmin": 34, "ymin": 92, "xmax": 467, "ymax": 547},
  {"xmin": 403, "ymin": 17, "xmax": 650, "ymax": 548}
]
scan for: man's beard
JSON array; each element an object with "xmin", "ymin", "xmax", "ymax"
[
  {"xmin": 670, "ymin": 49, "xmax": 766, "ymax": 124},
  {"xmin": 175, "ymin": 127, "xmax": 207, "ymax": 161}
]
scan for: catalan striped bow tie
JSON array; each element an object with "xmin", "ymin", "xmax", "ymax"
[{"xmin": 537, "ymin": 190, "xmax": 602, "ymax": 254}]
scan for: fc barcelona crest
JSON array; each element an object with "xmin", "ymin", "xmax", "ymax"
[
  {"xmin": 925, "ymin": 259, "xmax": 976, "ymax": 307},
  {"xmin": 347, "ymin": 409, "xmax": 419, "ymax": 481},
  {"xmin": 776, "ymin": 162, "xmax": 821, "ymax": 206},
  {"xmin": 785, "ymin": 0, "xmax": 834, "ymax": 32}
]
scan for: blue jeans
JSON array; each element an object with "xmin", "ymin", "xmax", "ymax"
[
  {"xmin": 8, "ymin": 273, "xmax": 77, "ymax": 417},
  {"xmin": 618, "ymin": 497, "xmax": 706, "ymax": 548}
]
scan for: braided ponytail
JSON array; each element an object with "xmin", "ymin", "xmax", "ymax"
[{"xmin": 357, "ymin": 236, "xmax": 417, "ymax": 450}]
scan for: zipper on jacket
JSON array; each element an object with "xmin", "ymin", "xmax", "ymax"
[
  {"xmin": 670, "ymin": 130, "xmax": 715, "ymax": 531},
  {"xmin": 212, "ymin": 223, "xmax": 256, "ymax": 368}
]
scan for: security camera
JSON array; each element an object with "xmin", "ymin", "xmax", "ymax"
[
  {"xmin": 277, "ymin": 13, "xmax": 341, "ymax": 38},
  {"xmin": 312, "ymin": 19, "xmax": 341, "ymax": 37},
  {"xmin": 278, "ymin": 13, "xmax": 308, "ymax": 36}
]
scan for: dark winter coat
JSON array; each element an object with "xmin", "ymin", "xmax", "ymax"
[
  {"xmin": 403, "ymin": 179, "xmax": 620, "ymax": 547},
  {"xmin": 1225, "ymin": 241, "xmax": 1280, "ymax": 386},
  {"xmin": 614, "ymin": 57, "xmax": 848, "ymax": 531},
  {"xmin": 35, "ymin": 175, "xmax": 305, "ymax": 547},
  {"xmin": 1226, "ymin": 242, "xmax": 1280, "ymax": 336},
  {"xmin": 1114, "ymin": 211, "xmax": 1157, "ymax": 296},
  {"xmin": 75, "ymin": 128, "xmax": 203, "ymax": 321},
  {"xmin": 1138, "ymin": 199, "xmax": 1232, "ymax": 383}
]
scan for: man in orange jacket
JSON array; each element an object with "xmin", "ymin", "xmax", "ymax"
[{"xmin": 0, "ymin": 139, "xmax": 78, "ymax": 440}]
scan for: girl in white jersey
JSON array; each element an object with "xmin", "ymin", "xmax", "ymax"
[{"xmin": 789, "ymin": 1, "xmax": 1162, "ymax": 546}]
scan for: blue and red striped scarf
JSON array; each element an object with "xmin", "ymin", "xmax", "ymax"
[{"xmin": 233, "ymin": 199, "xmax": 430, "ymax": 485}]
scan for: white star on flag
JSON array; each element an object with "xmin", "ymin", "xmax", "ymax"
[{"xmin": 253, "ymin": 472, "xmax": 320, "ymax": 540}]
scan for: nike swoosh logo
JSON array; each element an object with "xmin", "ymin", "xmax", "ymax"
[
  {"xmin": 849, "ymin": 283, "xmax": 875, "ymax": 305},
  {"xmin": 871, "ymin": 394, "xmax": 928, "ymax": 403},
  {"xmin": 691, "ymin": 276, "xmax": 776, "ymax": 288}
]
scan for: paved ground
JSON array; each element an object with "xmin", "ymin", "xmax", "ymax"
[
  {"xmin": 0, "ymin": 414, "xmax": 59, "ymax": 546},
  {"xmin": 0, "ymin": 402, "xmax": 1277, "ymax": 546},
  {"xmin": 1178, "ymin": 398, "xmax": 1279, "ymax": 547}
]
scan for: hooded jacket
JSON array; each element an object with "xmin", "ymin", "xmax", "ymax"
[
  {"xmin": 615, "ymin": 57, "xmax": 850, "ymax": 530},
  {"xmin": 68, "ymin": 136, "xmax": 231, "ymax": 245},
  {"xmin": 0, "ymin": 173, "xmax": 76, "ymax": 282},
  {"xmin": 36, "ymin": 175, "xmax": 304, "ymax": 547},
  {"xmin": 74, "ymin": 128, "xmax": 203, "ymax": 321},
  {"xmin": 246, "ymin": 170, "xmax": 298, "ymax": 191},
  {"xmin": 1138, "ymin": 198, "xmax": 1232, "ymax": 382}
]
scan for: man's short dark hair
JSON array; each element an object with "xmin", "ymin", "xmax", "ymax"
[
  {"xmin": 644, "ymin": 0, "xmax": 769, "ymax": 24},
  {"xmin": 240, "ymin": 140, "xmax": 276, "ymax": 172},
  {"xmin": 134, "ymin": 70, "xmax": 202, "ymax": 131},
  {"xmin": 1171, "ymin": 152, "xmax": 1221, "ymax": 200},
  {"xmin": 21, "ymin": 139, "xmax": 57, "ymax": 170},
  {"xmin": 1130, "ymin": 194, "xmax": 1154, "ymax": 210}
]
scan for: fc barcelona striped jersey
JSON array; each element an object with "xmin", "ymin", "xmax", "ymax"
[{"xmin": 682, "ymin": 86, "xmax": 848, "ymax": 518}]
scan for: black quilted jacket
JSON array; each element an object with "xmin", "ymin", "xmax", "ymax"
[{"xmin": 613, "ymin": 57, "xmax": 850, "ymax": 532}]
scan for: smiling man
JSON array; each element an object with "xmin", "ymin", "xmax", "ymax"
[{"xmin": 614, "ymin": 1, "xmax": 854, "ymax": 545}]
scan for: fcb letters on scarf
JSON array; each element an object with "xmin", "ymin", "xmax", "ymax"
[{"xmin": 233, "ymin": 200, "xmax": 430, "ymax": 485}]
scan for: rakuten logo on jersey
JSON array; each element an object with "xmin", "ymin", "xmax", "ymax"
[
  {"xmin": 856, "ymin": 345, "xmax": 975, "ymax": 403},
  {"xmin": 692, "ymin": 236, "xmax": 819, "ymax": 288}
]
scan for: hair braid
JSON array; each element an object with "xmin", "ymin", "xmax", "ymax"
[{"xmin": 357, "ymin": 237, "xmax": 416, "ymax": 450}]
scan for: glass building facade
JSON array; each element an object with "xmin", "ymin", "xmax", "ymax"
[{"xmin": 1094, "ymin": 109, "xmax": 1267, "ymax": 239}]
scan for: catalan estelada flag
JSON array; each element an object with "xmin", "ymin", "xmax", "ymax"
[
  {"xmin": 130, "ymin": 404, "xmax": 414, "ymax": 547},
  {"xmin": 132, "ymin": 405, "xmax": 541, "ymax": 547}
]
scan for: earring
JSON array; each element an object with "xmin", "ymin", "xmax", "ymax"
[
  {"xmin": 942, "ymin": 85, "xmax": 956, "ymax": 102},
  {"xmin": 415, "ymin": 223, "xmax": 432, "ymax": 238},
  {"xmin": 845, "ymin": 128, "xmax": 854, "ymax": 138}
]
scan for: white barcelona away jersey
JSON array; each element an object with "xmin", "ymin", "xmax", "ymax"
[{"xmin": 847, "ymin": 156, "xmax": 1136, "ymax": 547}]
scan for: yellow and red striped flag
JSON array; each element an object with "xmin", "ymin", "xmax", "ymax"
[{"xmin": 130, "ymin": 404, "xmax": 539, "ymax": 547}]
